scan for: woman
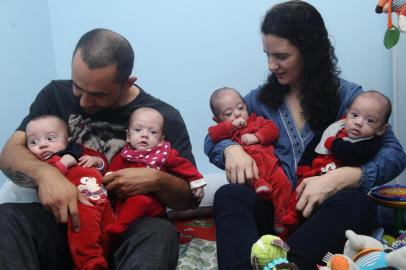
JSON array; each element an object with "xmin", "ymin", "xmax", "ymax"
[{"xmin": 204, "ymin": 1, "xmax": 406, "ymax": 269}]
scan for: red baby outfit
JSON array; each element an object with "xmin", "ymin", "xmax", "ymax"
[
  {"xmin": 297, "ymin": 129, "xmax": 346, "ymax": 180},
  {"xmin": 106, "ymin": 142, "xmax": 206, "ymax": 236},
  {"xmin": 297, "ymin": 117, "xmax": 380, "ymax": 180},
  {"xmin": 48, "ymin": 147, "xmax": 115, "ymax": 270},
  {"xmin": 208, "ymin": 114, "xmax": 296, "ymax": 238}
]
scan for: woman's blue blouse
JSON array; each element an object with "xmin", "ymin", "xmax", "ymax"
[{"xmin": 204, "ymin": 78, "xmax": 406, "ymax": 192}]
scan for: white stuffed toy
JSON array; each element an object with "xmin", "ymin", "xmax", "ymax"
[{"xmin": 321, "ymin": 230, "xmax": 406, "ymax": 270}]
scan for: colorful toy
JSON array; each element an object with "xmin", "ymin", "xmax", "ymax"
[
  {"xmin": 368, "ymin": 184, "xmax": 406, "ymax": 233},
  {"xmin": 251, "ymin": 235, "xmax": 298, "ymax": 270},
  {"xmin": 375, "ymin": 0, "xmax": 406, "ymax": 48},
  {"xmin": 320, "ymin": 230, "xmax": 406, "ymax": 270}
]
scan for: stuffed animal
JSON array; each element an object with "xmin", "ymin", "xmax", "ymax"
[
  {"xmin": 320, "ymin": 230, "xmax": 406, "ymax": 270},
  {"xmin": 376, "ymin": 0, "xmax": 406, "ymax": 31},
  {"xmin": 375, "ymin": 0, "xmax": 406, "ymax": 48},
  {"xmin": 251, "ymin": 235, "xmax": 298, "ymax": 270}
]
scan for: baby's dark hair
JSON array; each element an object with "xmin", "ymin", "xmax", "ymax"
[
  {"xmin": 353, "ymin": 90, "xmax": 392, "ymax": 124},
  {"xmin": 129, "ymin": 107, "xmax": 165, "ymax": 132},
  {"xmin": 209, "ymin": 87, "xmax": 245, "ymax": 116},
  {"xmin": 26, "ymin": 115, "xmax": 70, "ymax": 138}
]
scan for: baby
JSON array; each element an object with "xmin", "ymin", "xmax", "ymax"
[
  {"xmin": 26, "ymin": 115, "xmax": 115, "ymax": 270},
  {"xmin": 106, "ymin": 107, "xmax": 206, "ymax": 235},
  {"xmin": 208, "ymin": 87, "xmax": 295, "ymax": 237},
  {"xmin": 298, "ymin": 90, "xmax": 391, "ymax": 179}
]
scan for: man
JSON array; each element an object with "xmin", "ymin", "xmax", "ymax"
[{"xmin": 0, "ymin": 28, "xmax": 198, "ymax": 270}]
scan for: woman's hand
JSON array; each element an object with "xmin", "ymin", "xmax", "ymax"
[
  {"xmin": 295, "ymin": 167, "xmax": 362, "ymax": 217},
  {"xmin": 224, "ymin": 145, "xmax": 258, "ymax": 184},
  {"xmin": 295, "ymin": 174, "xmax": 337, "ymax": 218}
]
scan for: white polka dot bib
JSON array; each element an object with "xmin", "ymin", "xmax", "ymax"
[{"xmin": 121, "ymin": 142, "xmax": 170, "ymax": 170}]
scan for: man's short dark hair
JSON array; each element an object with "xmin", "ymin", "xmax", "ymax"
[{"xmin": 73, "ymin": 28, "xmax": 134, "ymax": 84}]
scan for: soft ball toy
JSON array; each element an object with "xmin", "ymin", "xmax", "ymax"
[
  {"xmin": 375, "ymin": 0, "xmax": 406, "ymax": 48},
  {"xmin": 251, "ymin": 235, "xmax": 298, "ymax": 270},
  {"xmin": 321, "ymin": 230, "xmax": 406, "ymax": 270}
]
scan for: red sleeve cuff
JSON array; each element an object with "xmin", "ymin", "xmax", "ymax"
[
  {"xmin": 208, "ymin": 121, "xmax": 234, "ymax": 142},
  {"xmin": 53, "ymin": 161, "xmax": 68, "ymax": 175},
  {"xmin": 255, "ymin": 132, "xmax": 266, "ymax": 144},
  {"xmin": 324, "ymin": 137, "xmax": 335, "ymax": 150}
]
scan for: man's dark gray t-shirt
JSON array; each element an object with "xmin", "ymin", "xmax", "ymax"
[{"xmin": 18, "ymin": 80, "xmax": 195, "ymax": 164}]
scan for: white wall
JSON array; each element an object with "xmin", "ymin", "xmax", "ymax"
[
  {"xmin": 393, "ymin": 34, "xmax": 406, "ymax": 184},
  {"xmin": 0, "ymin": 1, "xmax": 399, "ymax": 185},
  {"xmin": 0, "ymin": 0, "xmax": 56, "ymax": 184}
]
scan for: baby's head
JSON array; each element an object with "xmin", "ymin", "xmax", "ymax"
[
  {"xmin": 26, "ymin": 115, "xmax": 70, "ymax": 160},
  {"xmin": 210, "ymin": 87, "xmax": 249, "ymax": 123},
  {"xmin": 127, "ymin": 107, "xmax": 165, "ymax": 150},
  {"xmin": 345, "ymin": 90, "xmax": 391, "ymax": 139}
]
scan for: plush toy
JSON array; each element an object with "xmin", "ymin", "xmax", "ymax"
[
  {"xmin": 251, "ymin": 235, "xmax": 298, "ymax": 270},
  {"xmin": 376, "ymin": 0, "xmax": 406, "ymax": 31},
  {"xmin": 375, "ymin": 0, "xmax": 406, "ymax": 48},
  {"xmin": 320, "ymin": 230, "xmax": 406, "ymax": 270}
]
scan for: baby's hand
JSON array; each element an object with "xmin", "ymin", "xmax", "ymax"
[
  {"xmin": 79, "ymin": 155, "xmax": 104, "ymax": 169},
  {"xmin": 232, "ymin": 118, "xmax": 247, "ymax": 129},
  {"xmin": 60, "ymin": 154, "xmax": 78, "ymax": 168},
  {"xmin": 241, "ymin": 134, "xmax": 259, "ymax": 145},
  {"xmin": 192, "ymin": 187, "xmax": 204, "ymax": 201}
]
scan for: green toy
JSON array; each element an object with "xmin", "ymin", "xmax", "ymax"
[
  {"xmin": 375, "ymin": 0, "xmax": 406, "ymax": 48},
  {"xmin": 251, "ymin": 235, "xmax": 298, "ymax": 270}
]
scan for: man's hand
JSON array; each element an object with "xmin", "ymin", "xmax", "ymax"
[
  {"xmin": 36, "ymin": 169, "xmax": 88, "ymax": 232},
  {"xmin": 79, "ymin": 155, "xmax": 103, "ymax": 168},
  {"xmin": 103, "ymin": 167, "xmax": 160, "ymax": 198},
  {"xmin": 232, "ymin": 118, "xmax": 247, "ymax": 129},
  {"xmin": 224, "ymin": 145, "xmax": 258, "ymax": 185},
  {"xmin": 241, "ymin": 133, "xmax": 259, "ymax": 145}
]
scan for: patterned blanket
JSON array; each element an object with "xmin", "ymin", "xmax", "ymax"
[{"xmin": 173, "ymin": 217, "xmax": 218, "ymax": 270}]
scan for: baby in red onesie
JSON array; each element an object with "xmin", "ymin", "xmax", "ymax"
[
  {"xmin": 297, "ymin": 90, "xmax": 391, "ymax": 180},
  {"xmin": 208, "ymin": 87, "xmax": 296, "ymax": 237},
  {"xmin": 105, "ymin": 107, "xmax": 206, "ymax": 236},
  {"xmin": 26, "ymin": 115, "xmax": 115, "ymax": 270}
]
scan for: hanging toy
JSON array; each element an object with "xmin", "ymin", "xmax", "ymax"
[{"xmin": 375, "ymin": 0, "xmax": 406, "ymax": 48}]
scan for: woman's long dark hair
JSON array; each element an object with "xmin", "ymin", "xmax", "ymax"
[{"xmin": 259, "ymin": 0, "xmax": 340, "ymax": 131}]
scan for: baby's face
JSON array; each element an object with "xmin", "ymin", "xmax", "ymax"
[
  {"xmin": 127, "ymin": 109, "xmax": 164, "ymax": 150},
  {"xmin": 214, "ymin": 90, "xmax": 249, "ymax": 122},
  {"xmin": 26, "ymin": 118, "xmax": 69, "ymax": 160},
  {"xmin": 345, "ymin": 95, "xmax": 387, "ymax": 139}
]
